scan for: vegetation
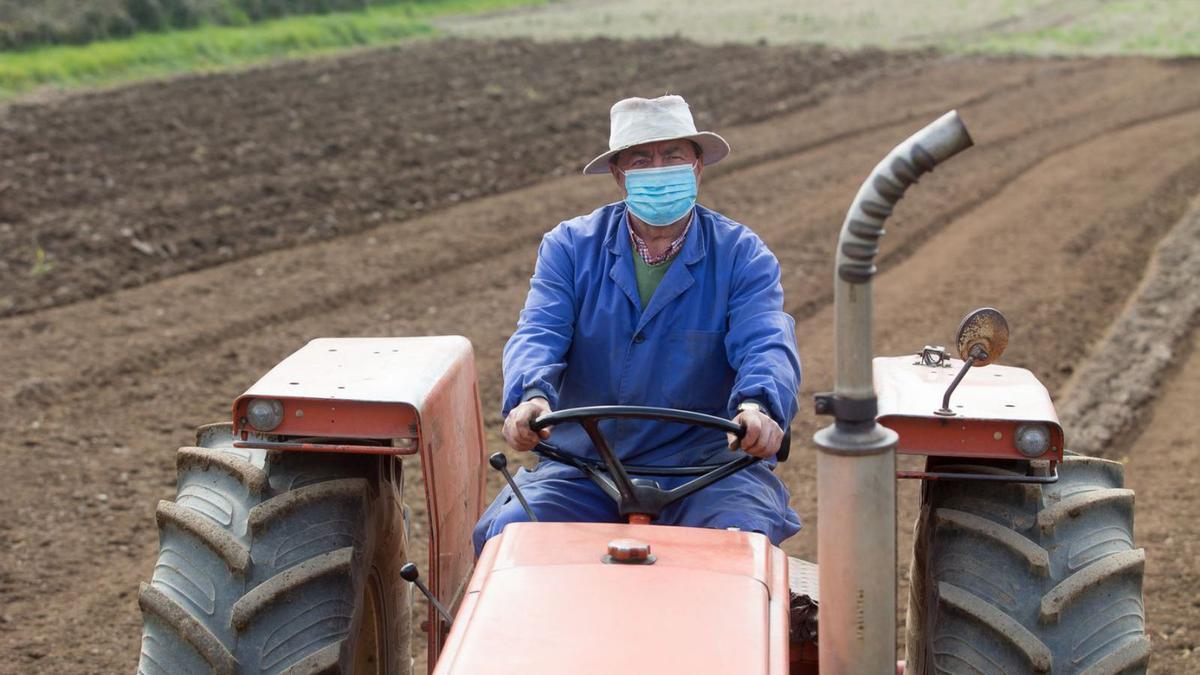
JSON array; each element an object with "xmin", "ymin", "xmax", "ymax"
[
  {"xmin": 0, "ymin": 0, "xmax": 448, "ymax": 51},
  {"xmin": 0, "ymin": 0, "xmax": 544, "ymax": 96},
  {"xmin": 957, "ymin": 0, "xmax": 1200, "ymax": 57},
  {"xmin": 440, "ymin": 0, "xmax": 1199, "ymax": 58}
]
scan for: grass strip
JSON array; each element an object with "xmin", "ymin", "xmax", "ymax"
[
  {"xmin": 0, "ymin": 0, "xmax": 544, "ymax": 97},
  {"xmin": 938, "ymin": 0, "xmax": 1198, "ymax": 57}
]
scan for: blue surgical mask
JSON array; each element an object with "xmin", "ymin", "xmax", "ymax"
[{"xmin": 621, "ymin": 162, "xmax": 698, "ymax": 227}]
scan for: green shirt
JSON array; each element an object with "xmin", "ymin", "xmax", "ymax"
[{"xmin": 632, "ymin": 250, "xmax": 678, "ymax": 309}]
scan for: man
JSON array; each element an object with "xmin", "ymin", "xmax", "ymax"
[{"xmin": 473, "ymin": 95, "xmax": 801, "ymax": 554}]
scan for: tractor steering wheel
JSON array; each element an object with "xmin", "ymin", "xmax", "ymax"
[{"xmin": 529, "ymin": 405, "xmax": 789, "ymax": 522}]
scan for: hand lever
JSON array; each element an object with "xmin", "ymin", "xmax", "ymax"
[
  {"xmin": 489, "ymin": 452, "xmax": 538, "ymax": 521},
  {"xmin": 400, "ymin": 563, "xmax": 453, "ymax": 625}
]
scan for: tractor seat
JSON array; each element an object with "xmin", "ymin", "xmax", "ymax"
[{"xmin": 788, "ymin": 556, "xmax": 819, "ymax": 647}]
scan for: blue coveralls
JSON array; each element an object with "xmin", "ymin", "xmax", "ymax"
[{"xmin": 473, "ymin": 202, "xmax": 802, "ymax": 555}]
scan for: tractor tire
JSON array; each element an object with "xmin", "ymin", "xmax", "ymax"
[
  {"xmin": 905, "ymin": 455, "xmax": 1149, "ymax": 675},
  {"xmin": 136, "ymin": 423, "xmax": 412, "ymax": 675}
]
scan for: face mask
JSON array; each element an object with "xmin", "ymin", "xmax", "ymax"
[{"xmin": 621, "ymin": 162, "xmax": 698, "ymax": 227}]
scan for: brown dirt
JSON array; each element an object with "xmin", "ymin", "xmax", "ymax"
[
  {"xmin": 1123, "ymin": 329, "xmax": 1200, "ymax": 671},
  {"xmin": 0, "ymin": 38, "xmax": 919, "ymax": 319},
  {"xmin": 1, "ymin": 38, "xmax": 1200, "ymax": 673},
  {"xmin": 1058, "ymin": 197, "xmax": 1200, "ymax": 459}
]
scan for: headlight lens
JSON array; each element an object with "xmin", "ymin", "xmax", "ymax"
[
  {"xmin": 1014, "ymin": 423, "xmax": 1050, "ymax": 457},
  {"xmin": 247, "ymin": 398, "xmax": 284, "ymax": 431}
]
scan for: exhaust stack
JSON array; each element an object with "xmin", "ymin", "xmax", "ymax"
[{"xmin": 814, "ymin": 111, "xmax": 973, "ymax": 674}]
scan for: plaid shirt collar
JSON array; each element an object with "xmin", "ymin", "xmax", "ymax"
[{"xmin": 628, "ymin": 210, "xmax": 694, "ymax": 265}]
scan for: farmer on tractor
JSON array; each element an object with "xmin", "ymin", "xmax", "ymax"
[{"xmin": 473, "ymin": 94, "xmax": 803, "ymax": 553}]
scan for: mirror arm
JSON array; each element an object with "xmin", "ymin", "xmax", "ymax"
[{"xmin": 936, "ymin": 345, "xmax": 988, "ymax": 416}]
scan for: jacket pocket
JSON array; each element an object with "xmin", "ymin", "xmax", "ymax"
[{"xmin": 661, "ymin": 329, "xmax": 728, "ymax": 411}]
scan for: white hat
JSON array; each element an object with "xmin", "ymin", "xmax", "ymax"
[{"xmin": 582, "ymin": 95, "xmax": 731, "ymax": 175}]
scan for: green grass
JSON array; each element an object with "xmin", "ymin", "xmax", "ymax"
[
  {"xmin": 438, "ymin": 0, "xmax": 1198, "ymax": 58},
  {"xmin": 0, "ymin": 0, "xmax": 546, "ymax": 97},
  {"xmin": 945, "ymin": 0, "xmax": 1200, "ymax": 57}
]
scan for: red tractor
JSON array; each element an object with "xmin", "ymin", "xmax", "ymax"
[{"xmin": 135, "ymin": 112, "xmax": 1148, "ymax": 674}]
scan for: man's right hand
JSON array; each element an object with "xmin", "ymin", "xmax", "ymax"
[{"xmin": 503, "ymin": 397, "xmax": 552, "ymax": 452}]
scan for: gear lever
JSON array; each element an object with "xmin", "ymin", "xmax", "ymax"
[
  {"xmin": 489, "ymin": 452, "xmax": 538, "ymax": 522},
  {"xmin": 400, "ymin": 563, "xmax": 453, "ymax": 625}
]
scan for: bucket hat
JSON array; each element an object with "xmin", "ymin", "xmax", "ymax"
[{"xmin": 583, "ymin": 95, "xmax": 731, "ymax": 175}]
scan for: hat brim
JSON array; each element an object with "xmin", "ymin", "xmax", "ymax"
[{"xmin": 582, "ymin": 131, "xmax": 731, "ymax": 175}]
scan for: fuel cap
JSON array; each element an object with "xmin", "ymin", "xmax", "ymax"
[{"xmin": 604, "ymin": 538, "xmax": 655, "ymax": 565}]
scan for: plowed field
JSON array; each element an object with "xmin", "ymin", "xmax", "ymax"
[{"xmin": 2, "ymin": 38, "xmax": 1199, "ymax": 673}]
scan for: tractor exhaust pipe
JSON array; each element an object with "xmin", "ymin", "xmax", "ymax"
[{"xmin": 814, "ymin": 111, "xmax": 972, "ymax": 674}]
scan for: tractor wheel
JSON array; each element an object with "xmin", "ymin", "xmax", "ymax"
[
  {"xmin": 905, "ymin": 455, "xmax": 1149, "ymax": 674},
  {"xmin": 136, "ymin": 423, "xmax": 412, "ymax": 675}
]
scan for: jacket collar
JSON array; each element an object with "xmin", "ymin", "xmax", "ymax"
[
  {"xmin": 605, "ymin": 203, "xmax": 709, "ymax": 329},
  {"xmin": 604, "ymin": 202, "xmax": 707, "ymax": 264}
]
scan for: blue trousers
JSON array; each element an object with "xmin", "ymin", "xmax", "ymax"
[{"xmin": 473, "ymin": 460, "xmax": 802, "ymax": 555}]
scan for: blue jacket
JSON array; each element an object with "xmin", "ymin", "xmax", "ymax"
[{"xmin": 502, "ymin": 202, "xmax": 801, "ymax": 472}]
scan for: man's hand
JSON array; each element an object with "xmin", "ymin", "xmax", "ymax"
[
  {"xmin": 728, "ymin": 407, "xmax": 784, "ymax": 458},
  {"xmin": 503, "ymin": 397, "xmax": 552, "ymax": 452}
]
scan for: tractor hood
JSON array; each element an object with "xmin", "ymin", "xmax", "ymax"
[{"xmin": 433, "ymin": 522, "xmax": 790, "ymax": 674}]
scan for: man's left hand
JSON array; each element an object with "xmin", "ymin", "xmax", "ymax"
[{"xmin": 728, "ymin": 408, "xmax": 784, "ymax": 458}]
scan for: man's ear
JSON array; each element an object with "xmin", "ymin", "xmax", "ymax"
[{"xmin": 610, "ymin": 163, "xmax": 626, "ymax": 195}]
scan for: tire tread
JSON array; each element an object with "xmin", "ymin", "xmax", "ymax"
[
  {"xmin": 937, "ymin": 581, "xmax": 1052, "ymax": 672},
  {"xmin": 248, "ymin": 478, "xmax": 369, "ymax": 535},
  {"xmin": 1039, "ymin": 549, "xmax": 1146, "ymax": 624},
  {"xmin": 278, "ymin": 641, "xmax": 343, "ymax": 675},
  {"xmin": 177, "ymin": 446, "xmax": 268, "ymax": 495},
  {"xmin": 1037, "ymin": 489, "xmax": 1134, "ymax": 535},
  {"xmin": 231, "ymin": 547, "xmax": 355, "ymax": 630},
  {"xmin": 908, "ymin": 456, "xmax": 1149, "ymax": 675},
  {"xmin": 139, "ymin": 582, "xmax": 238, "ymax": 675},
  {"xmin": 155, "ymin": 499, "xmax": 250, "ymax": 574},
  {"xmin": 935, "ymin": 508, "xmax": 1050, "ymax": 576},
  {"xmin": 138, "ymin": 439, "xmax": 402, "ymax": 675},
  {"xmin": 1076, "ymin": 635, "xmax": 1151, "ymax": 675}
]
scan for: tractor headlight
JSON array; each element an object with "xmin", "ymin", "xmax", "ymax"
[
  {"xmin": 1014, "ymin": 423, "xmax": 1050, "ymax": 457},
  {"xmin": 247, "ymin": 398, "xmax": 284, "ymax": 432}
]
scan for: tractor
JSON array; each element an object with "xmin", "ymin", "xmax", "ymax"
[{"xmin": 135, "ymin": 111, "xmax": 1149, "ymax": 674}]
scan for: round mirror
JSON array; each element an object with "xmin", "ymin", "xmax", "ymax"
[{"xmin": 955, "ymin": 307, "xmax": 1009, "ymax": 366}]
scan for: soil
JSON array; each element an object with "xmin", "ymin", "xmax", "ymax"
[
  {"xmin": 1058, "ymin": 198, "xmax": 1200, "ymax": 458},
  {"xmin": 0, "ymin": 38, "xmax": 919, "ymax": 318},
  {"xmin": 439, "ymin": 0, "xmax": 1198, "ymax": 57},
  {"xmin": 1, "ymin": 38, "xmax": 1199, "ymax": 673},
  {"xmin": 1123, "ymin": 329, "xmax": 1200, "ymax": 673}
]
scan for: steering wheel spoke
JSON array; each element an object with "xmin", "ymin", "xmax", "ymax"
[
  {"xmin": 578, "ymin": 418, "xmax": 638, "ymax": 504},
  {"xmin": 663, "ymin": 454, "xmax": 759, "ymax": 504},
  {"xmin": 529, "ymin": 405, "xmax": 756, "ymax": 521}
]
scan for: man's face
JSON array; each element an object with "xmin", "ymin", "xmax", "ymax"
[{"xmin": 610, "ymin": 139, "xmax": 703, "ymax": 196}]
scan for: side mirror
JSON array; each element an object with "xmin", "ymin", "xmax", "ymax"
[
  {"xmin": 955, "ymin": 307, "xmax": 1009, "ymax": 366},
  {"xmin": 936, "ymin": 308, "xmax": 1010, "ymax": 416}
]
